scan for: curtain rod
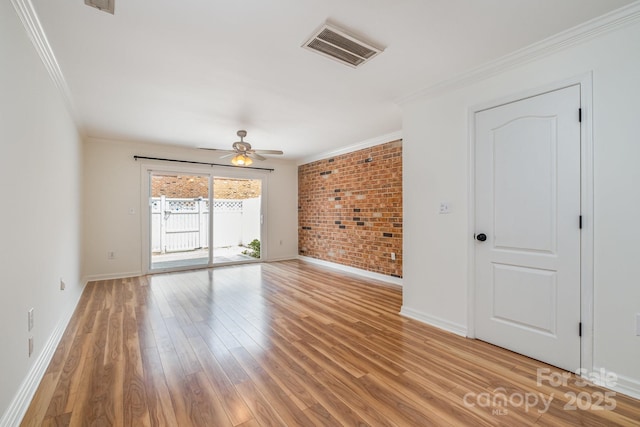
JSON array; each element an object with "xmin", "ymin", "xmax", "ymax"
[{"xmin": 133, "ymin": 155, "xmax": 274, "ymax": 172}]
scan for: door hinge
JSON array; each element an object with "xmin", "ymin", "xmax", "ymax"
[
  {"xmin": 579, "ymin": 215, "xmax": 582, "ymax": 229},
  {"xmin": 579, "ymin": 322, "xmax": 582, "ymax": 337},
  {"xmin": 578, "ymin": 108, "xmax": 582, "ymax": 122}
]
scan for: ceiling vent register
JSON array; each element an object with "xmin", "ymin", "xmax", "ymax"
[
  {"xmin": 84, "ymin": 0, "xmax": 114, "ymax": 14},
  {"xmin": 303, "ymin": 24, "xmax": 383, "ymax": 68}
]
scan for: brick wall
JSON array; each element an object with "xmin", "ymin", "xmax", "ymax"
[
  {"xmin": 298, "ymin": 140, "xmax": 402, "ymax": 278},
  {"xmin": 151, "ymin": 176, "xmax": 261, "ymax": 199}
]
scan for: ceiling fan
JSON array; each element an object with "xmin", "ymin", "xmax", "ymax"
[{"xmin": 201, "ymin": 130, "xmax": 284, "ymax": 166}]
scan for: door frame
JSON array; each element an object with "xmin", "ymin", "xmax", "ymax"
[
  {"xmin": 140, "ymin": 161, "xmax": 269, "ymax": 274},
  {"xmin": 466, "ymin": 72, "xmax": 594, "ymax": 373}
]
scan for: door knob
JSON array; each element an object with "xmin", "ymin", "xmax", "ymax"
[{"xmin": 476, "ymin": 233, "xmax": 487, "ymax": 242}]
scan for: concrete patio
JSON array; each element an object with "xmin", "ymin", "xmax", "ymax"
[{"xmin": 151, "ymin": 245, "xmax": 256, "ymax": 270}]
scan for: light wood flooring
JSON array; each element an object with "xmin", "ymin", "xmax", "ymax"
[{"xmin": 22, "ymin": 260, "xmax": 640, "ymax": 426}]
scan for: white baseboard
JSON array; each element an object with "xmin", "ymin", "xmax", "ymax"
[
  {"xmin": 590, "ymin": 367, "xmax": 640, "ymax": 400},
  {"xmin": 266, "ymin": 256, "xmax": 299, "ymax": 263},
  {"xmin": 82, "ymin": 270, "xmax": 143, "ymax": 283},
  {"xmin": 400, "ymin": 306, "xmax": 468, "ymax": 337},
  {"xmin": 0, "ymin": 282, "xmax": 86, "ymax": 427},
  {"xmin": 612, "ymin": 373, "xmax": 640, "ymax": 400},
  {"xmin": 297, "ymin": 256, "xmax": 402, "ymax": 287}
]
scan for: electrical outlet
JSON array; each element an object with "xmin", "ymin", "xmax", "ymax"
[
  {"xmin": 28, "ymin": 337, "xmax": 33, "ymax": 357},
  {"xmin": 391, "ymin": 252, "xmax": 396, "ymax": 261},
  {"xmin": 439, "ymin": 202, "xmax": 451, "ymax": 214},
  {"xmin": 107, "ymin": 251, "xmax": 116, "ymax": 260},
  {"xmin": 60, "ymin": 279, "xmax": 66, "ymax": 290},
  {"xmin": 28, "ymin": 308, "xmax": 34, "ymax": 331}
]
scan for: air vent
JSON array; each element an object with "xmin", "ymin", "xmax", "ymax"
[
  {"xmin": 85, "ymin": 0, "xmax": 114, "ymax": 14},
  {"xmin": 302, "ymin": 24, "xmax": 383, "ymax": 68}
]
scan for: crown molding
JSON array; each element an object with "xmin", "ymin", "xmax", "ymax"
[
  {"xmin": 397, "ymin": 1, "xmax": 640, "ymax": 105},
  {"xmin": 10, "ymin": 0, "xmax": 84, "ymax": 135},
  {"xmin": 297, "ymin": 130, "xmax": 402, "ymax": 166}
]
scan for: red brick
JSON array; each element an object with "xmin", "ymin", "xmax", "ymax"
[{"xmin": 298, "ymin": 140, "xmax": 402, "ymax": 278}]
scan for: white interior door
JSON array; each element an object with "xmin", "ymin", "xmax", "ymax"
[{"xmin": 474, "ymin": 85, "xmax": 581, "ymax": 371}]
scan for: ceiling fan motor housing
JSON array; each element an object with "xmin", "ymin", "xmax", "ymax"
[{"xmin": 232, "ymin": 141, "xmax": 252, "ymax": 152}]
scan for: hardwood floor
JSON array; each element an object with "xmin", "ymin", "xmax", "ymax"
[{"xmin": 22, "ymin": 260, "xmax": 640, "ymax": 426}]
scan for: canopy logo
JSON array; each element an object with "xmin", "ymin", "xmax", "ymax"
[
  {"xmin": 462, "ymin": 388, "xmax": 552, "ymax": 416},
  {"xmin": 462, "ymin": 368, "xmax": 618, "ymax": 416}
]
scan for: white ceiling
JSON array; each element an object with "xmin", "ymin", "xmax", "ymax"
[{"xmin": 31, "ymin": 0, "xmax": 633, "ymax": 160}]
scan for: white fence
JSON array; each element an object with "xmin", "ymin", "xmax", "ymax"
[{"xmin": 151, "ymin": 196, "xmax": 260, "ymax": 253}]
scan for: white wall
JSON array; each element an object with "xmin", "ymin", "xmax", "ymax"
[
  {"xmin": 402, "ymin": 16, "xmax": 640, "ymax": 394},
  {"xmin": 82, "ymin": 138, "xmax": 298, "ymax": 279},
  {"xmin": 0, "ymin": 2, "xmax": 83, "ymax": 423}
]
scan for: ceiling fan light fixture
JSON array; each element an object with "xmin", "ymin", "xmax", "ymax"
[
  {"xmin": 200, "ymin": 130, "xmax": 282, "ymax": 163},
  {"xmin": 231, "ymin": 153, "xmax": 253, "ymax": 166}
]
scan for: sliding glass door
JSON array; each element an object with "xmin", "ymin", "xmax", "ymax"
[
  {"xmin": 150, "ymin": 172, "xmax": 210, "ymax": 270},
  {"xmin": 145, "ymin": 168, "xmax": 264, "ymax": 273},
  {"xmin": 212, "ymin": 176, "xmax": 262, "ymax": 264}
]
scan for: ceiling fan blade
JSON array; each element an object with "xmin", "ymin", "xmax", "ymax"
[
  {"xmin": 218, "ymin": 152, "xmax": 237, "ymax": 159},
  {"xmin": 253, "ymin": 149, "xmax": 283, "ymax": 155},
  {"xmin": 199, "ymin": 148, "xmax": 235, "ymax": 153},
  {"xmin": 247, "ymin": 152, "xmax": 266, "ymax": 161}
]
